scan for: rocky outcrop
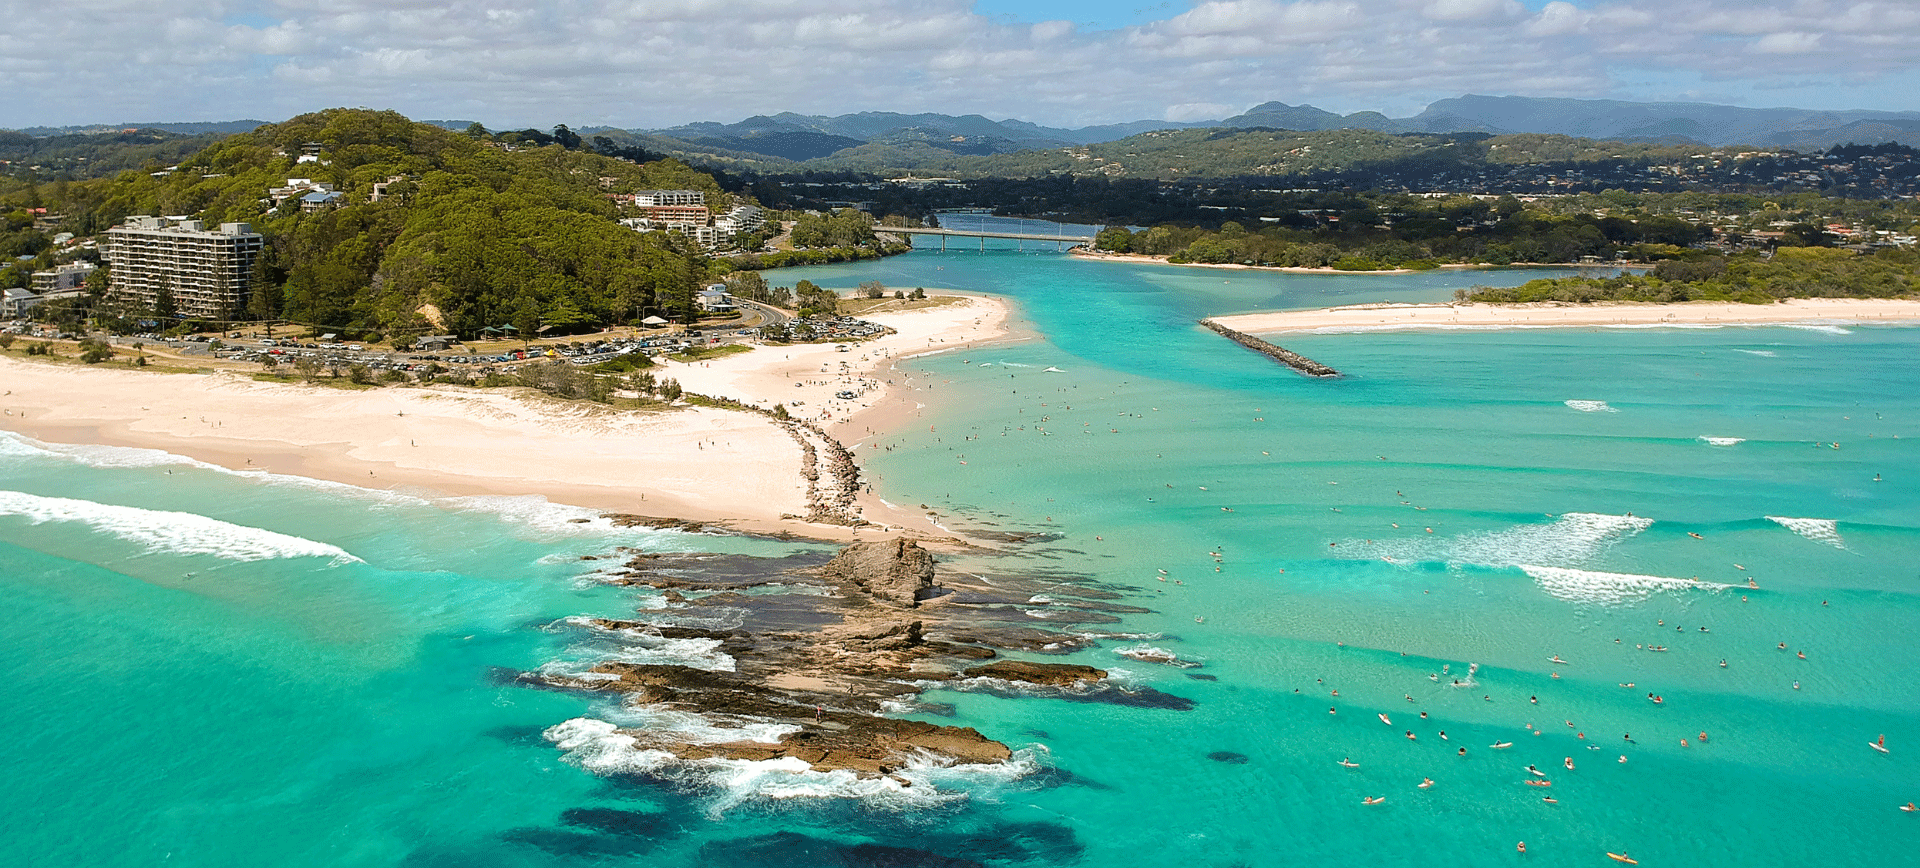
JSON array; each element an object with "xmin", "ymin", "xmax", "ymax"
[
  {"xmin": 524, "ymin": 536, "xmax": 1192, "ymax": 781},
  {"xmin": 818, "ymin": 538, "xmax": 939, "ymax": 607},
  {"xmin": 964, "ymin": 661, "xmax": 1107, "ymax": 686}
]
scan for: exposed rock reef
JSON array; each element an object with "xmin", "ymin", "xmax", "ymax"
[{"xmin": 521, "ymin": 537, "xmax": 1191, "ymax": 778}]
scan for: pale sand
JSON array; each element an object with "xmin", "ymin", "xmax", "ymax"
[
  {"xmin": 1209, "ymin": 298, "xmax": 1920, "ymax": 334},
  {"xmin": 0, "ymin": 293, "xmax": 1017, "ymax": 542},
  {"xmin": 662, "ymin": 292, "xmax": 1019, "ymax": 535}
]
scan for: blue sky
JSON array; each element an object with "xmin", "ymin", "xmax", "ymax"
[{"xmin": 1, "ymin": 0, "xmax": 1915, "ymax": 129}]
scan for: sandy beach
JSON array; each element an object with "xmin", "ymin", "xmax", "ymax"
[
  {"xmin": 1209, "ymin": 298, "xmax": 1920, "ymax": 333},
  {"xmin": 0, "ymin": 293, "xmax": 1016, "ymax": 542},
  {"xmin": 663, "ymin": 293, "xmax": 1018, "ymax": 534}
]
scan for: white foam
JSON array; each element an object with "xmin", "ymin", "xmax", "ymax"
[
  {"xmin": 603, "ymin": 705, "xmax": 799, "ymax": 746},
  {"xmin": 1564, "ymin": 400, "xmax": 1617, "ymax": 413},
  {"xmin": 0, "ymin": 489, "xmax": 361, "ymax": 564},
  {"xmin": 1114, "ymin": 644, "xmax": 1200, "ymax": 668},
  {"xmin": 553, "ymin": 616, "xmax": 738, "ymax": 671},
  {"xmin": 1698, "ymin": 436, "xmax": 1745, "ymax": 447},
  {"xmin": 1356, "ymin": 512, "xmax": 1653, "ymax": 570},
  {"xmin": 544, "ymin": 717, "xmax": 1042, "ymax": 816},
  {"xmin": 1766, "ymin": 516, "xmax": 1846, "ymax": 549},
  {"xmin": 1780, "ymin": 324, "xmax": 1852, "ymax": 335},
  {"xmin": 1735, "ymin": 349, "xmax": 1778, "ymax": 357},
  {"xmin": 1520, "ymin": 565, "xmax": 1731, "ymax": 605}
]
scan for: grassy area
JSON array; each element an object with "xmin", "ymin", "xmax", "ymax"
[
  {"xmin": 667, "ymin": 343, "xmax": 754, "ymax": 363},
  {"xmin": 836, "ymin": 294, "xmax": 970, "ymax": 316}
]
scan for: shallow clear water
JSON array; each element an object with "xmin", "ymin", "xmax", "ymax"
[{"xmin": 6, "ymin": 225, "xmax": 1917, "ymax": 866}]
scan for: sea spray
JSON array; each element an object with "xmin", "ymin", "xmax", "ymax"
[{"xmin": 1766, "ymin": 516, "xmax": 1847, "ymax": 549}]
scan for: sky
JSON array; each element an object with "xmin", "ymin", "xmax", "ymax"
[{"xmin": 2, "ymin": 0, "xmax": 1917, "ymax": 130}]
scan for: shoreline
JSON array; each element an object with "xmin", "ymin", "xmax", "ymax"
[
  {"xmin": 1070, "ymin": 248, "xmax": 1645, "ymax": 275},
  {"xmin": 1208, "ymin": 298, "xmax": 1920, "ymax": 334},
  {"xmin": 663, "ymin": 292, "xmax": 1025, "ymax": 539},
  {"xmin": 0, "ymin": 293, "xmax": 1020, "ymax": 547}
]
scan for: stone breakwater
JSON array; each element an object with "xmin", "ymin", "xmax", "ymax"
[
  {"xmin": 521, "ymin": 538, "xmax": 1192, "ymax": 779},
  {"xmin": 1198, "ymin": 319, "xmax": 1339, "ymax": 377},
  {"xmin": 776, "ymin": 418, "xmax": 865, "ymax": 526}
]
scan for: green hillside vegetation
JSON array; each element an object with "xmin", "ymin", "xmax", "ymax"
[
  {"xmin": 0, "ymin": 129, "xmax": 231, "ymax": 186},
  {"xmin": 1093, "ymin": 192, "xmax": 1712, "ymax": 268},
  {"xmin": 672, "ymin": 127, "xmax": 1734, "ymax": 181},
  {"xmin": 1461, "ymin": 246, "xmax": 1920, "ymax": 303},
  {"xmin": 4, "ymin": 109, "xmax": 745, "ymax": 339}
]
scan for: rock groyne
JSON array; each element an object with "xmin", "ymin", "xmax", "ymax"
[{"xmin": 1198, "ymin": 319, "xmax": 1339, "ymax": 377}]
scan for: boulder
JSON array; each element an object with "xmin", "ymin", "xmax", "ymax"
[{"xmin": 818, "ymin": 538, "xmax": 937, "ymax": 607}]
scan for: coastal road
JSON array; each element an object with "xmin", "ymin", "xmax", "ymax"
[{"xmin": 735, "ymin": 298, "xmax": 792, "ymax": 329}]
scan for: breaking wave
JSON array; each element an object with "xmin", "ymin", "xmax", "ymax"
[
  {"xmin": 1564, "ymin": 400, "xmax": 1617, "ymax": 413},
  {"xmin": 547, "ymin": 616, "xmax": 738, "ymax": 671},
  {"xmin": 1352, "ymin": 512, "xmax": 1653, "ymax": 570},
  {"xmin": 1113, "ymin": 644, "xmax": 1201, "ymax": 668},
  {"xmin": 544, "ymin": 717, "xmax": 1042, "ymax": 815},
  {"xmin": 1520, "ymin": 565, "xmax": 1732, "ymax": 605},
  {"xmin": 1698, "ymin": 436, "xmax": 1745, "ymax": 447},
  {"xmin": 1735, "ymin": 349, "xmax": 1778, "ymax": 357},
  {"xmin": 1766, "ymin": 516, "xmax": 1846, "ymax": 549},
  {"xmin": 0, "ymin": 489, "xmax": 360, "ymax": 564},
  {"xmin": 1780, "ymin": 324, "xmax": 1852, "ymax": 335}
]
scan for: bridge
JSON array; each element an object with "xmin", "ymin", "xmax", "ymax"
[{"xmin": 870, "ymin": 224, "xmax": 1098, "ymax": 251}]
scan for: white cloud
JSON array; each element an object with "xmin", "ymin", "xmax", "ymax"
[{"xmin": 0, "ymin": 0, "xmax": 1915, "ymax": 129}]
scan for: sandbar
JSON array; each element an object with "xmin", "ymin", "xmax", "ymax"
[{"xmin": 1209, "ymin": 298, "xmax": 1920, "ymax": 334}]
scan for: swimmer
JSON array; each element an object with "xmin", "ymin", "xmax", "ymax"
[
  {"xmin": 1407, "ymin": 731, "xmax": 1417, "ymax": 741},
  {"xmin": 1458, "ymin": 747, "xmax": 1467, "ymax": 757},
  {"xmin": 1720, "ymin": 659, "xmax": 1728, "ymax": 668}
]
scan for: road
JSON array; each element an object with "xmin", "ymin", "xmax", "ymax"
[{"xmin": 733, "ymin": 298, "xmax": 792, "ymax": 328}]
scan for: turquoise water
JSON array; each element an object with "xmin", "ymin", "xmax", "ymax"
[{"xmin": 6, "ymin": 227, "xmax": 1918, "ymax": 866}]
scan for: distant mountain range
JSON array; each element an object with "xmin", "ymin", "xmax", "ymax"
[
  {"xmin": 15, "ymin": 96, "xmax": 1920, "ymax": 163},
  {"xmin": 633, "ymin": 95, "xmax": 1920, "ymax": 163}
]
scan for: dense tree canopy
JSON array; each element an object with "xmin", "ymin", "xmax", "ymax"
[{"xmin": 3, "ymin": 109, "xmax": 736, "ymax": 336}]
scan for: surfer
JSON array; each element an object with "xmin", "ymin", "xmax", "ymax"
[{"xmin": 1419, "ymin": 778, "xmax": 1434, "ymax": 789}]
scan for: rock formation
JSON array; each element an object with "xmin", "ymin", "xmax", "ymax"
[{"xmin": 523, "ymin": 536, "xmax": 1191, "ymax": 779}]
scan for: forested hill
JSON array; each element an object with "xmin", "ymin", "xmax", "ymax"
[
  {"xmin": 793, "ymin": 127, "xmax": 1717, "ymax": 180},
  {"xmin": 28, "ymin": 109, "xmax": 733, "ymax": 338}
]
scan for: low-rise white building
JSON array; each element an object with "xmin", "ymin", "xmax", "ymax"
[
  {"xmin": 31, "ymin": 261, "xmax": 97, "ymax": 293},
  {"xmin": 2, "ymin": 286, "xmax": 41, "ymax": 319},
  {"xmin": 632, "ymin": 189, "xmax": 705, "ymax": 207}
]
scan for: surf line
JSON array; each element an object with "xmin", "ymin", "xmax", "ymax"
[{"xmin": 1197, "ymin": 319, "xmax": 1340, "ymax": 378}]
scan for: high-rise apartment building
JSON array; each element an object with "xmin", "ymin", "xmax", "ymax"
[{"xmin": 104, "ymin": 217, "xmax": 264, "ymax": 320}]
